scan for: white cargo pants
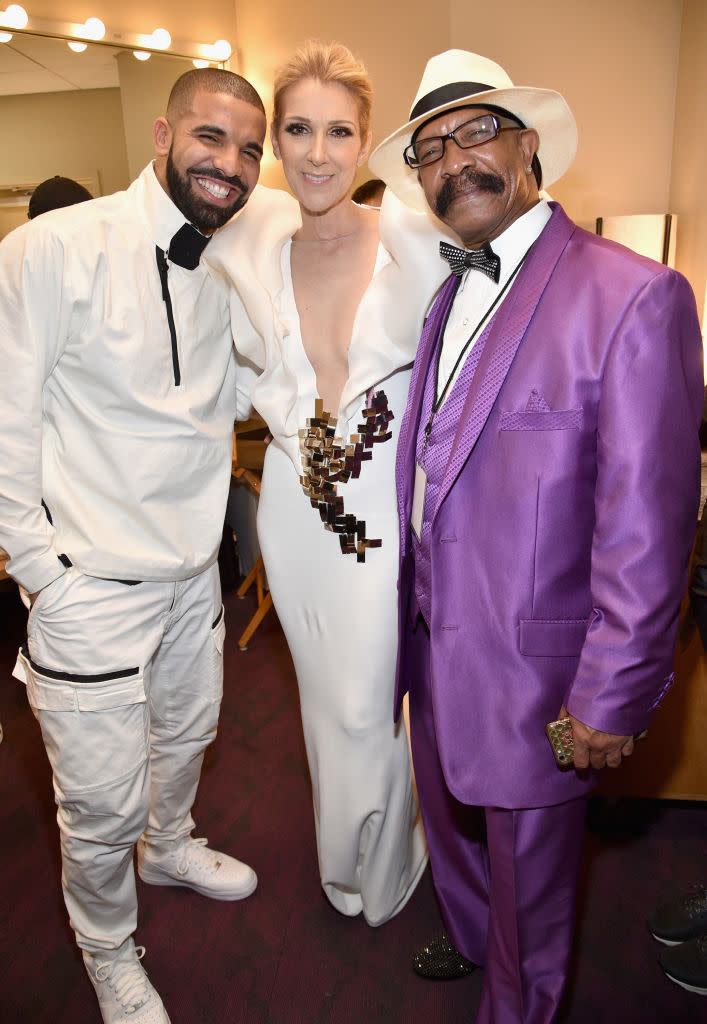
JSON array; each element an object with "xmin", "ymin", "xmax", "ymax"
[{"xmin": 13, "ymin": 563, "xmax": 225, "ymax": 953}]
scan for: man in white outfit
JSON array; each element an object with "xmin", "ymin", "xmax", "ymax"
[{"xmin": 0, "ymin": 69, "xmax": 266, "ymax": 1023}]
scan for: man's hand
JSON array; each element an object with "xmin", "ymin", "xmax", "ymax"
[{"xmin": 558, "ymin": 705, "xmax": 635, "ymax": 770}]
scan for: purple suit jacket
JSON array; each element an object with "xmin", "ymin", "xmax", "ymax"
[{"xmin": 395, "ymin": 203, "xmax": 703, "ymax": 809}]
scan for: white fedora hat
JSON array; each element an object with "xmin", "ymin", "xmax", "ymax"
[{"xmin": 369, "ymin": 50, "xmax": 577, "ymax": 212}]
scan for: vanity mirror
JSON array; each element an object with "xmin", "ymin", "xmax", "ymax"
[{"xmin": 0, "ymin": 16, "xmax": 232, "ymax": 238}]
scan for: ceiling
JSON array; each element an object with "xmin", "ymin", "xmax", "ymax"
[{"xmin": 0, "ymin": 34, "xmax": 122, "ymax": 96}]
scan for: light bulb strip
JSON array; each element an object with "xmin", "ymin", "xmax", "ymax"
[{"xmin": 0, "ymin": 15, "xmax": 232, "ymax": 65}]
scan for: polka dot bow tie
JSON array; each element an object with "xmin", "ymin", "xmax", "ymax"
[{"xmin": 439, "ymin": 240, "xmax": 501, "ymax": 283}]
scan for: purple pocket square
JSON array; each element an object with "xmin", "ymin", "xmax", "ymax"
[
  {"xmin": 499, "ymin": 408, "xmax": 583, "ymax": 431},
  {"xmin": 500, "ymin": 390, "xmax": 583, "ymax": 430},
  {"xmin": 525, "ymin": 389, "xmax": 552, "ymax": 412}
]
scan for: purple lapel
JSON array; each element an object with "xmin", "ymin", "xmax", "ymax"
[
  {"xmin": 432, "ymin": 204, "xmax": 576, "ymax": 519},
  {"xmin": 395, "ymin": 275, "xmax": 459, "ymax": 548}
]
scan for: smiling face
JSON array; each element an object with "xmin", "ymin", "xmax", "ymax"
[
  {"xmin": 153, "ymin": 89, "xmax": 266, "ymax": 233},
  {"xmin": 415, "ymin": 105, "xmax": 539, "ymax": 248},
  {"xmin": 271, "ymin": 78, "xmax": 371, "ymax": 217}
]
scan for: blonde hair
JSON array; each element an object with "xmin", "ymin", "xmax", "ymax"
[{"xmin": 272, "ymin": 40, "xmax": 372, "ymax": 138}]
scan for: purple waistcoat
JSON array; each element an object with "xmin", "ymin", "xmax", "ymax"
[{"xmin": 412, "ymin": 275, "xmax": 493, "ymax": 624}]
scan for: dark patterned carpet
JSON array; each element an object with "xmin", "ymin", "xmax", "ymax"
[{"xmin": 0, "ymin": 582, "xmax": 704, "ymax": 1023}]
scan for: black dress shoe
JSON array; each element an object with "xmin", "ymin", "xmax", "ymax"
[
  {"xmin": 412, "ymin": 934, "xmax": 476, "ymax": 980},
  {"xmin": 648, "ymin": 883, "xmax": 707, "ymax": 945},
  {"xmin": 659, "ymin": 935, "xmax": 707, "ymax": 994}
]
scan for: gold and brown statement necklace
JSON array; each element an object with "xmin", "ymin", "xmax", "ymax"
[{"xmin": 299, "ymin": 391, "xmax": 393, "ymax": 562}]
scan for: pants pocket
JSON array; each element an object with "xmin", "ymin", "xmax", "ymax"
[
  {"xmin": 16, "ymin": 647, "xmax": 149, "ymax": 801},
  {"xmin": 26, "ymin": 567, "xmax": 72, "ymax": 635},
  {"xmin": 212, "ymin": 605, "xmax": 226, "ymax": 651},
  {"xmin": 209, "ymin": 605, "xmax": 226, "ymax": 705}
]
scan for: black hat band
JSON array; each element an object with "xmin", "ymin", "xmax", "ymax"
[{"xmin": 409, "ymin": 81, "xmax": 494, "ymax": 121}]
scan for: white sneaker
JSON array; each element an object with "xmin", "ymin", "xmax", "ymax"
[
  {"xmin": 137, "ymin": 836, "xmax": 257, "ymax": 901},
  {"xmin": 83, "ymin": 940, "xmax": 170, "ymax": 1023}
]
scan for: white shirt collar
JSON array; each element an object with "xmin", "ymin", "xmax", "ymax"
[
  {"xmin": 457, "ymin": 199, "xmax": 551, "ymax": 293},
  {"xmin": 135, "ymin": 162, "xmax": 201, "ymax": 253}
]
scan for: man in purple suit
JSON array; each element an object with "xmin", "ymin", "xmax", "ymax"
[{"xmin": 369, "ymin": 50, "xmax": 703, "ymax": 1023}]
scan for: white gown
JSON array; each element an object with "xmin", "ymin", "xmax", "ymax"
[{"xmin": 207, "ymin": 187, "xmax": 450, "ymax": 924}]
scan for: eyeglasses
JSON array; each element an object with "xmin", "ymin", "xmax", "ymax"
[{"xmin": 403, "ymin": 113, "xmax": 522, "ymax": 169}]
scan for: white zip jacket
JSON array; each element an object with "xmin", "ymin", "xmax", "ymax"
[{"xmin": 0, "ymin": 164, "xmax": 247, "ymax": 594}]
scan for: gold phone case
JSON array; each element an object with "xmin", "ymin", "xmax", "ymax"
[{"xmin": 545, "ymin": 717, "xmax": 575, "ymax": 767}]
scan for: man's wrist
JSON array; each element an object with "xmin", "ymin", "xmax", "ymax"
[{"xmin": 13, "ymin": 554, "xmax": 67, "ymax": 598}]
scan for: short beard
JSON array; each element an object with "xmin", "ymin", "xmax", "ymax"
[
  {"xmin": 435, "ymin": 167, "xmax": 504, "ymax": 220},
  {"xmin": 166, "ymin": 148, "xmax": 248, "ymax": 232}
]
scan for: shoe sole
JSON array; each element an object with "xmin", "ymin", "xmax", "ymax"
[
  {"xmin": 661, "ymin": 970, "xmax": 707, "ymax": 995},
  {"xmin": 650, "ymin": 931, "xmax": 683, "ymax": 946},
  {"xmin": 137, "ymin": 863, "xmax": 258, "ymax": 901}
]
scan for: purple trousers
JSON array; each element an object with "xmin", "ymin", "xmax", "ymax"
[{"xmin": 406, "ymin": 617, "xmax": 586, "ymax": 1024}]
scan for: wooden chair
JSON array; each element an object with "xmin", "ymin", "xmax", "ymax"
[{"xmin": 232, "ymin": 420, "xmax": 272, "ymax": 650}]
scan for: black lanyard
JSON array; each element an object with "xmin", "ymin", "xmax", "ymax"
[{"xmin": 422, "ymin": 243, "xmax": 533, "ymax": 457}]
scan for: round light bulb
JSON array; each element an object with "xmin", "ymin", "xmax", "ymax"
[
  {"xmin": 68, "ymin": 41, "xmax": 87, "ymax": 52},
  {"xmin": 151, "ymin": 28, "xmax": 171, "ymax": 50},
  {"xmin": 3, "ymin": 5, "xmax": 28, "ymax": 30},
  {"xmin": 193, "ymin": 59, "xmax": 210, "ymax": 69},
  {"xmin": 211, "ymin": 39, "xmax": 232, "ymax": 61},
  {"xmin": 83, "ymin": 18, "xmax": 105, "ymax": 41},
  {"xmin": 0, "ymin": 31, "xmax": 12, "ymax": 42},
  {"xmin": 133, "ymin": 50, "xmax": 151, "ymax": 61}
]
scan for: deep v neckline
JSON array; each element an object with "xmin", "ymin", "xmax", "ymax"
[
  {"xmin": 281, "ymin": 237, "xmax": 388, "ymax": 425},
  {"xmin": 281, "ymin": 238, "xmax": 331, "ymax": 414},
  {"xmin": 280, "ymin": 239, "xmax": 320, "ymax": 400}
]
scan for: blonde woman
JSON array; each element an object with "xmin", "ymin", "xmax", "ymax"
[{"xmin": 208, "ymin": 42, "xmax": 446, "ymax": 925}]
